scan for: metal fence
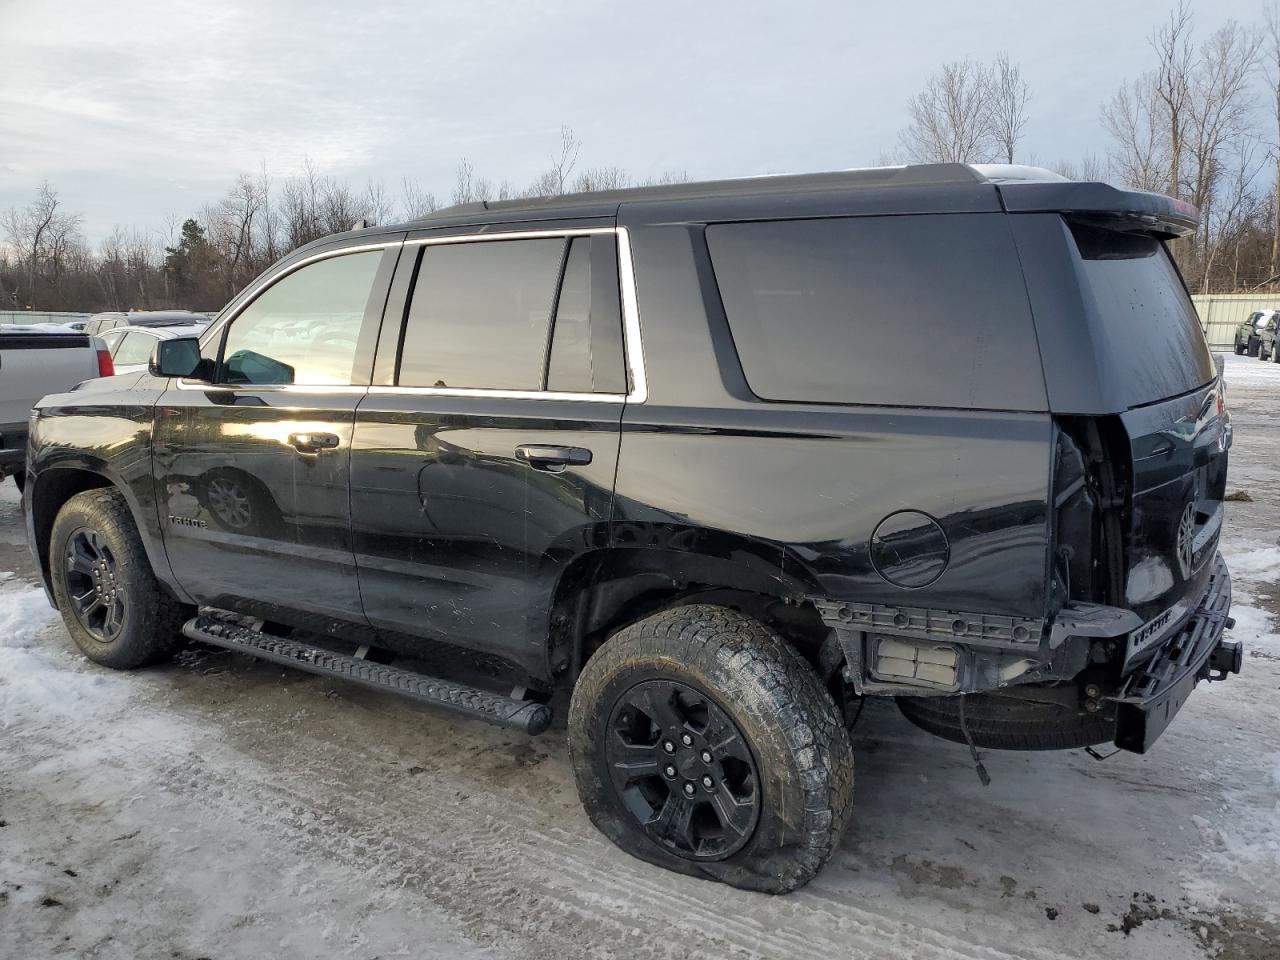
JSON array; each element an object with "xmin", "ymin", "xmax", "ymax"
[
  {"xmin": 0, "ymin": 311, "xmax": 90, "ymax": 326},
  {"xmin": 1190, "ymin": 295, "xmax": 1279, "ymax": 350}
]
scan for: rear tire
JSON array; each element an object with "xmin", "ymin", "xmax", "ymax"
[
  {"xmin": 1248, "ymin": 339, "xmax": 1261, "ymax": 357},
  {"xmin": 50, "ymin": 488, "xmax": 190, "ymax": 669},
  {"xmin": 569, "ymin": 604, "xmax": 854, "ymax": 893},
  {"xmin": 896, "ymin": 690, "xmax": 1114, "ymax": 751}
]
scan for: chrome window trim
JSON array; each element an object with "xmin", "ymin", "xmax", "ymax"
[
  {"xmin": 366, "ymin": 385, "xmax": 625, "ymax": 403},
  {"xmin": 184, "ymin": 227, "xmax": 648, "ymax": 403}
]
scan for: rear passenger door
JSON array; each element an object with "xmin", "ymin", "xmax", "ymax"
[{"xmin": 351, "ymin": 226, "xmax": 629, "ymax": 678}]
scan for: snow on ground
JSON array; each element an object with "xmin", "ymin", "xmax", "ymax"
[{"xmin": 1, "ymin": 356, "xmax": 1279, "ymax": 960}]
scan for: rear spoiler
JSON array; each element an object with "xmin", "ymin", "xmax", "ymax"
[{"xmin": 992, "ymin": 180, "xmax": 1199, "ymax": 240}]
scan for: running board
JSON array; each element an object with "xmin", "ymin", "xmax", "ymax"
[{"xmin": 182, "ymin": 614, "xmax": 553, "ymax": 735}]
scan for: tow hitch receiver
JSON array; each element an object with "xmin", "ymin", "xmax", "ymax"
[{"xmin": 1206, "ymin": 639, "xmax": 1243, "ymax": 679}]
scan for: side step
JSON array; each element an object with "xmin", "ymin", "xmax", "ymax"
[{"xmin": 182, "ymin": 614, "xmax": 553, "ymax": 735}]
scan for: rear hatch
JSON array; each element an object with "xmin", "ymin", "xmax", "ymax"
[{"xmin": 1064, "ymin": 220, "xmax": 1227, "ymax": 665}]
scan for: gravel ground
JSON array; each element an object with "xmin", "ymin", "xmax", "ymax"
[{"xmin": 1, "ymin": 353, "xmax": 1278, "ymax": 960}]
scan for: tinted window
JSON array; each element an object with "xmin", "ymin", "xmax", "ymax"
[
  {"xmin": 400, "ymin": 238, "xmax": 565, "ymax": 390},
  {"xmin": 219, "ymin": 251, "xmax": 381, "ymax": 385},
  {"xmin": 114, "ymin": 331, "xmax": 156, "ymax": 365},
  {"xmin": 706, "ymin": 215, "xmax": 1046, "ymax": 410},
  {"xmin": 1069, "ymin": 223, "xmax": 1214, "ymax": 405}
]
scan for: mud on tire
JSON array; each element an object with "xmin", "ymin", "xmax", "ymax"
[
  {"xmin": 568, "ymin": 604, "xmax": 854, "ymax": 893},
  {"xmin": 50, "ymin": 488, "xmax": 191, "ymax": 669},
  {"xmin": 896, "ymin": 690, "xmax": 1115, "ymax": 751}
]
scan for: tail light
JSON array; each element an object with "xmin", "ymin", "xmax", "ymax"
[{"xmin": 96, "ymin": 348, "xmax": 114, "ymax": 378}]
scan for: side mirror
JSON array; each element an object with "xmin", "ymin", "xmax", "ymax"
[{"xmin": 149, "ymin": 337, "xmax": 205, "ymax": 379}]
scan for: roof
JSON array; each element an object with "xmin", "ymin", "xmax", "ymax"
[
  {"xmin": 305, "ymin": 163, "xmax": 1199, "ymax": 254},
  {"xmin": 398, "ymin": 163, "xmax": 1007, "ymax": 229}
]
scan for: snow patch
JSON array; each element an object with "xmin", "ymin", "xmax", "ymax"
[
  {"xmin": 1224, "ymin": 546, "xmax": 1280, "ymax": 584},
  {"xmin": 0, "ymin": 582, "xmax": 124, "ymax": 727}
]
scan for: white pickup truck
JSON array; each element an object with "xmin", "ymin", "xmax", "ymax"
[{"xmin": 0, "ymin": 326, "xmax": 110, "ymax": 488}]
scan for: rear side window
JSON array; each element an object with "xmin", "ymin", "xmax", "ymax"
[
  {"xmin": 114, "ymin": 331, "xmax": 156, "ymax": 366},
  {"xmin": 706, "ymin": 215, "xmax": 1046, "ymax": 410},
  {"xmin": 398, "ymin": 234, "xmax": 626, "ymax": 394},
  {"xmin": 1068, "ymin": 223, "xmax": 1213, "ymax": 406}
]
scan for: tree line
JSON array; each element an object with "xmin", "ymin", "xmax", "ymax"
[
  {"xmin": 0, "ymin": 127, "xmax": 687, "ymax": 313},
  {"xmin": 897, "ymin": 3, "xmax": 1275, "ymax": 294},
  {"xmin": 3, "ymin": 2, "xmax": 1276, "ymax": 313}
]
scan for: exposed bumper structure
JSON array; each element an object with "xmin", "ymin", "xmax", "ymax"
[{"xmin": 1111, "ymin": 552, "xmax": 1238, "ymax": 753}]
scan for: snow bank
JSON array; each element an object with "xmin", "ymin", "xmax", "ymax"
[
  {"xmin": 0, "ymin": 582, "xmax": 123, "ymax": 728},
  {"xmin": 1222, "ymin": 352, "xmax": 1280, "ymax": 388}
]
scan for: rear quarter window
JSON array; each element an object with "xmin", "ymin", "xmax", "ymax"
[{"xmin": 705, "ymin": 214, "xmax": 1046, "ymax": 411}]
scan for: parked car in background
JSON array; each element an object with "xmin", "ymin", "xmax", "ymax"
[
  {"xmin": 1, "ymin": 326, "xmax": 112, "ymax": 489},
  {"xmin": 23, "ymin": 164, "xmax": 1242, "ymax": 893},
  {"xmin": 1232, "ymin": 309, "xmax": 1279, "ymax": 356},
  {"xmin": 85, "ymin": 310, "xmax": 210, "ymax": 336},
  {"xmin": 98, "ymin": 324, "xmax": 207, "ymax": 375},
  {"xmin": 1255, "ymin": 312, "xmax": 1280, "ymax": 361},
  {"xmin": 83, "ymin": 312, "xmax": 128, "ymax": 335}
]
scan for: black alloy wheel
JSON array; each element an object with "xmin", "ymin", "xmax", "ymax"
[
  {"xmin": 63, "ymin": 526, "xmax": 128, "ymax": 642},
  {"xmin": 605, "ymin": 679, "xmax": 760, "ymax": 861}
]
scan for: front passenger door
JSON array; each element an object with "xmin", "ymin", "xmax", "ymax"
[{"xmin": 153, "ymin": 243, "xmax": 399, "ymax": 636}]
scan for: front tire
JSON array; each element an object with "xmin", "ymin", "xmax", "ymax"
[
  {"xmin": 568, "ymin": 604, "xmax": 854, "ymax": 893},
  {"xmin": 50, "ymin": 488, "xmax": 190, "ymax": 669}
]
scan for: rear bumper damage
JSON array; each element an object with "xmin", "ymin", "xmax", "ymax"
[{"xmin": 1110, "ymin": 552, "xmax": 1238, "ymax": 753}]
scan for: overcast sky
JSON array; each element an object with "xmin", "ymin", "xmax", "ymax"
[{"xmin": 0, "ymin": 0, "xmax": 1264, "ymax": 244}]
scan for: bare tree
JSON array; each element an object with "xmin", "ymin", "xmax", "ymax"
[
  {"xmin": 1102, "ymin": 75, "xmax": 1170, "ymax": 191},
  {"xmin": 451, "ymin": 157, "xmax": 493, "ymax": 205},
  {"xmin": 1268, "ymin": 4, "xmax": 1280, "ymax": 277},
  {"xmin": 360, "ymin": 179, "xmax": 394, "ymax": 226},
  {"xmin": 1, "ymin": 181, "xmax": 82, "ymax": 309},
  {"xmin": 1150, "ymin": 2, "xmax": 1195, "ymax": 196},
  {"xmin": 899, "ymin": 59, "xmax": 995, "ymax": 163},
  {"xmin": 400, "ymin": 177, "xmax": 438, "ymax": 219},
  {"xmin": 573, "ymin": 166, "xmax": 631, "ymax": 193},
  {"xmin": 1201, "ymin": 136, "xmax": 1266, "ymax": 292},
  {"xmin": 988, "ymin": 53, "xmax": 1031, "ymax": 163}
]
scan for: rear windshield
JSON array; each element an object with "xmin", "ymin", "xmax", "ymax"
[
  {"xmin": 705, "ymin": 214, "xmax": 1047, "ymax": 411},
  {"xmin": 1068, "ymin": 222, "xmax": 1214, "ymax": 406}
]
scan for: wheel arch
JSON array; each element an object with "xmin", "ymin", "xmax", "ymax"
[
  {"xmin": 548, "ymin": 544, "xmax": 833, "ymax": 687},
  {"xmin": 28, "ymin": 462, "xmax": 191, "ymax": 604}
]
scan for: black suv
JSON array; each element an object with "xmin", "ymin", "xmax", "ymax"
[{"xmin": 23, "ymin": 164, "xmax": 1242, "ymax": 893}]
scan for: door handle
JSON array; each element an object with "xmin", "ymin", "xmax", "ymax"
[
  {"xmin": 515, "ymin": 444, "xmax": 593, "ymax": 472},
  {"xmin": 289, "ymin": 431, "xmax": 340, "ymax": 453}
]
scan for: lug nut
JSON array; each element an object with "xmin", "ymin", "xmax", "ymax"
[
  {"xmin": 702, "ymin": 775, "xmax": 714, "ymax": 789},
  {"xmin": 682, "ymin": 782, "xmax": 696, "ymax": 797},
  {"xmin": 700, "ymin": 750, "xmax": 713, "ymax": 764},
  {"xmin": 680, "ymin": 733, "xmax": 694, "ymax": 747},
  {"xmin": 662, "ymin": 740, "xmax": 675, "ymax": 754},
  {"xmin": 1085, "ymin": 684, "xmax": 1101, "ymax": 698},
  {"xmin": 664, "ymin": 764, "xmax": 677, "ymax": 778},
  {"xmin": 1085, "ymin": 699, "xmax": 1100, "ymax": 714}
]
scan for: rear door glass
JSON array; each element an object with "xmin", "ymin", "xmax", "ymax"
[
  {"xmin": 399, "ymin": 238, "xmax": 564, "ymax": 390},
  {"xmin": 705, "ymin": 214, "xmax": 1047, "ymax": 411},
  {"xmin": 1068, "ymin": 223, "xmax": 1214, "ymax": 406}
]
